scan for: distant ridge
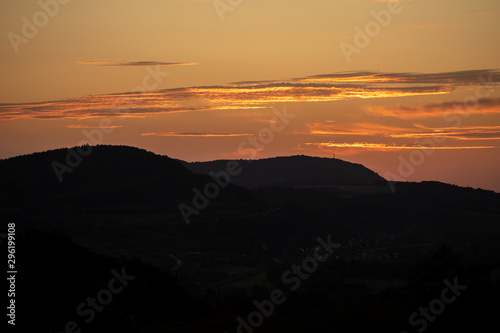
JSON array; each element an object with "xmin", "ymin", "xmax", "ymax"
[
  {"xmin": 1, "ymin": 145, "xmax": 499, "ymax": 265},
  {"xmin": 0, "ymin": 145, "xmax": 255, "ymax": 209},
  {"xmin": 181, "ymin": 155, "xmax": 387, "ymax": 189}
]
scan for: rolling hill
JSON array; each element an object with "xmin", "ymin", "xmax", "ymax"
[
  {"xmin": 181, "ymin": 155, "xmax": 387, "ymax": 189},
  {"xmin": 2, "ymin": 145, "xmax": 500, "ymax": 332}
]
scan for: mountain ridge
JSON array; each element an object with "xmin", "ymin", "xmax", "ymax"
[
  {"xmin": 2, "ymin": 145, "xmax": 497, "ymax": 194},
  {"xmin": 180, "ymin": 154, "xmax": 388, "ymax": 189}
]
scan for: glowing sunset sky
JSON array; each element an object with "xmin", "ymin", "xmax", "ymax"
[{"xmin": 1, "ymin": 0, "xmax": 499, "ymax": 191}]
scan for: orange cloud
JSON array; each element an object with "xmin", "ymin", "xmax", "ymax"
[
  {"xmin": 76, "ymin": 61, "xmax": 198, "ymax": 67},
  {"xmin": 305, "ymin": 142, "xmax": 496, "ymax": 151},
  {"xmin": 141, "ymin": 132, "xmax": 252, "ymax": 137},
  {"xmin": 298, "ymin": 69, "xmax": 500, "ymax": 86},
  {"xmin": 389, "ymin": 125, "xmax": 500, "ymax": 141},
  {"xmin": 1, "ymin": 70, "xmax": 497, "ymax": 121},
  {"xmin": 0, "ymin": 83, "xmax": 448, "ymax": 121},
  {"xmin": 303, "ymin": 122, "xmax": 500, "ymax": 146},
  {"xmin": 305, "ymin": 122, "xmax": 413, "ymax": 136},
  {"xmin": 65, "ymin": 124, "xmax": 123, "ymax": 129},
  {"xmin": 366, "ymin": 98, "xmax": 500, "ymax": 119}
]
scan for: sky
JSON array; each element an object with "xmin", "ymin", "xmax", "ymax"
[{"xmin": 1, "ymin": 0, "xmax": 500, "ymax": 192}]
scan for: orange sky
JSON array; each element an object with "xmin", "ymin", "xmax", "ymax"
[{"xmin": 1, "ymin": 0, "xmax": 499, "ymax": 191}]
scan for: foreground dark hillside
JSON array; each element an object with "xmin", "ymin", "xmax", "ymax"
[
  {"xmin": 15, "ymin": 230, "xmax": 210, "ymax": 332},
  {"xmin": 2, "ymin": 145, "xmax": 499, "ymax": 256},
  {"xmin": 2, "ymin": 145, "xmax": 500, "ymax": 332},
  {"xmin": 0, "ymin": 145, "xmax": 257, "ymax": 210},
  {"xmin": 11, "ymin": 229, "xmax": 500, "ymax": 333}
]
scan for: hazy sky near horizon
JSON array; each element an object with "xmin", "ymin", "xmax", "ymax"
[{"xmin": 1, "ymin": 0, "xmax": 500, "ymax": 191}]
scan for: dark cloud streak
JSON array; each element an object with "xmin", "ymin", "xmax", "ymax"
[
  {"xmin": 1, "ymin": 70, "xmax": 497, "ymax": 121},
  {"xmin": 77, "ymin": 61, "xmax": 198, "ymax": 67}
]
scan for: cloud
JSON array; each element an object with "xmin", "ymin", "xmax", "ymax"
[
  {"xmin": 0, "ymin": 84, "xmax": 446, "ymax": 120},
  {"xmin": 305, "ymin": 142, "xmax": 496, "ymax": 151},
  {"xmin": 76, "ymin": 61, "xmax": 198, "ymax": 67},
  {"xmin": 65, "ymin": 124, "xmax": 123, "ymax": 129},
  {"xmin": 388, "ymin": 125, "xmax": 500, "ymax": 141},
  {"xmin": 1, "ymin": 70, "xmax": 497, "ymax": 121},
  {"xmin": 304, "ymin": 122, "xmax": 413, "ymax": 136},
  {"xmin": 298, "ymin": 69, "xmax": 500, "ymax": 86},
  {"xmin": 141, "ymin": 132, "xmax": 252, "ymax": 137},
  {"xmin": 366, "ymin": 97, "xmax": 500, "ymax": 119},
  {"xmin": 301, "ymin": 122, "xmax": 500, "ymax": 153},
  {"xmin": 302, "ymin": 122, "xmax": 500, "ymax": 144},
  {"xmin": 228, "ymin": 80, "xmax": 281, "ymax": 86}
]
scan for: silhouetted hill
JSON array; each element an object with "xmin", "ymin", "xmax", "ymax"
[
  {"xmin": 3, "ymin": 145, "xmax": 500, "ymax": 333},
  {"xmin": 0, "ymin": 145, "xmax": 256, "ymax": 211},
  {"xmin": 181, "ymin": 155, "xmax": 387, "ymax": 189},
  {"xmin": 16, "ymin": 229, "xmax": 210, "ymax": 332},
  {"xmin": 393, "ymin": 180, "xmax": 500, "ymax": 213},
  {"xmin": 2, "ymin": 146, "xmax": 499, "ymax": 254}
]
